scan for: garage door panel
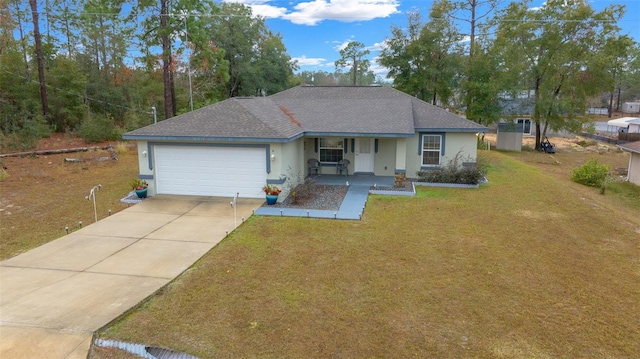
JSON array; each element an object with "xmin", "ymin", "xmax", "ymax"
[{"xmin": 154, "ymin": 146, "xmax": 266, "ymax": 198}]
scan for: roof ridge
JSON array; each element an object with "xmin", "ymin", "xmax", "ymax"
[{"xmin": 233, "ymin": 97, "xmax": 303, "ymax": 137}]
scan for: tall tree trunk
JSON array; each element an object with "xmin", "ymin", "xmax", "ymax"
[
  {"xmin": 29, "ymin": 0, "xmax": 48, "ymax": 120},
  {"xmin": 469, "ymin": 0, "xmax": 476, "ymax": 58},
  {"xmin": 64, "ymin": 16, "xmax": 73, "ymax": 57},
  {"xmin": 534, "ymin": 77, "xmax": 542, "ymax": 151},
  {"xmin": 352, "ymin": 57, "xmax": 357, "ymax": 86},
  {"xmin": 99, "ymin": 17, "xmax": 109, "ymax": 80},
  {"xmin": 608, "ymin": 91, "xmax": 614, "ymax": 118},
  {"xmin": 160, "ymin": 0, "xmax": 174, "ymax": 119}
]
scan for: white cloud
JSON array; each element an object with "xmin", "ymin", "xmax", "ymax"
[
  {"xmin": 459, "ymin": 35, "xmax": 470, "ymax": 43},
  {"xmin": 224, "ymin": 0, "xmax": 400, "ymax": 26},
  {"xmin": 371, "ymin": 55, "xmax": 390, "ymax": 77},
  {"xmin": 293, "ymin": 55, "xmax": 328, "ymax": 67},
  {"xmin": 334, "ymin": 39, "xmax": 354, "ymax": 52},
  {"xmin": 369, "ymin": 62, "xmax": 389, "ymax": 77},
  {"xmin": 368, "ymin": 41, "xmax": 386, "ymax": 52},
  {"xmin": 332, "ymin": 38, "xmax": 384, "ymax": 53}
]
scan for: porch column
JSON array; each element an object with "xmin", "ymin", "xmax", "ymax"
[{"xmin": 395, "ymin": 138, "xmax": 406, "ymax": 174}]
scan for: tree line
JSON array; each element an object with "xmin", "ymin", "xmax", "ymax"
[
  {"xmin": 1, "ymin": 0, "xmax": 639, "ymax": 151},
  {"xmin": 378, "ymin": 0, "xmax": 639, "ymax": 149},
  {"xmin": 0, "ymin": 0, "xmax": 298, "ymax": 149}
]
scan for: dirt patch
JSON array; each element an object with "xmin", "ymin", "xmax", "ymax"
[
  {"xmin": 0, "ymin": 133, "xmax": 138, "ymax": 259},
  {"xmin": 483, "ymin": 134, "xmax": 629, "ymax": 180}
]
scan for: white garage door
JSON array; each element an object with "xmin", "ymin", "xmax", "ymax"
[{"xmin": 154, "ymin": 146, "xmax": 266, "ymax": 198}]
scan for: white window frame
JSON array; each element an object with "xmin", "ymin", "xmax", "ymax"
[
  {"xmin": 421, "ymin": 134, "xmax": 442, "ymax": 166},
  {"xmin": 319, "ymin": 138, "xmax": 343, "ymax": 164},
  {"xmin": 517, "ymin": 119, "xmax": 532, "ymax": 135}
]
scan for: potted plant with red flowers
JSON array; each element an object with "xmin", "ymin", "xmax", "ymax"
[
  {"xmin": 130, "ymin": 179, "xmax": 148, "ymax": 198},
  {"xmin": 263, "ymin": 184, "xmax": 281, "ymax": 205}
]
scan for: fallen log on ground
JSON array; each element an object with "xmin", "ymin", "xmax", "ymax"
[{"xmin": 0, "ymin": 145, "xmax": 113, "ymax": 159}]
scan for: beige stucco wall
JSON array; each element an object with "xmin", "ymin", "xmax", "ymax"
[
  {"xmin": 405, "ymin": 132, "xmax": 478, "ymax": 178},
  {"xmin": 374, "ymin": 139, "xmax": 397, "ymax": 176},
  {"xmin": 628, "ymin": 153, "xmax": 640, "ymax": 186},
  {"xmin": 136, "ymin": 133, "xmax": 480, "ymax": 197},
  {"xmin": 271, "ymin": 138, "xmax": 304, "ymax": 199},
  {"xmin": 135, "ymin": 140, "xmax": 155, "ymax": 196}
]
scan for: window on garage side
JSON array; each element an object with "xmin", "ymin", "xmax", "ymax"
[
  {"xmin": 319, "ymin": 138, "xmax": 343, "ymax": 163},
  {"xmin": 422, "ymin": 134, "xmax": 442, "ymax": 166}
]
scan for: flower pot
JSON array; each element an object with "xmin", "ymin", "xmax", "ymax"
[
  {"xmin": 135, "ymin": 188, "xmax": 148, "ymax": 198},
  {"xmin": 265, "ymin": 194, "xmax": 278, "ymax": 205}
]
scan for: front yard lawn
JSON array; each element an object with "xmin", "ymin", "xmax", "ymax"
[{"xmin": 96, "ymin": 150, "xmax": 639, "ymax": 357}]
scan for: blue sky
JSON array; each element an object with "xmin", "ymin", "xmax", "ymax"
[{"xmin": 226, "ymin": 0, "xmax": 640, "ymax": 78}]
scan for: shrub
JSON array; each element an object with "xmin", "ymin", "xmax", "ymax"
[
  {"xmin": 124, "ymin": 111, "xmax": 152, "ymax": 131},
  {"xmin": 79, "ymin": 112, "xmax": 122, "ymax": 143},
  {"xmin": 283, "ymin": 167, "xmax": 317, "ymax": 204},
  {"xmin": 0, "ymin": 108, "xmax": 51, "ymax": 151},
  {"xmin": 571, "ymin": 159, "xmax": 610, "ymax": 187},
  {"xmin": 416, "ymin": 152, "xmax": 486, "ymax": 185},
  {"xmin": 521, "ymin": 144, "xmax": 535, "ymax": 152}
]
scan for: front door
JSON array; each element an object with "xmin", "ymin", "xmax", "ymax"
[{"xmin": 354, "ymin": 138, "xmax": 375, "ymax": 173}]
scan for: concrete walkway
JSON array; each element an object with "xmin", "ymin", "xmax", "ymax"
[
  {"xmin": 255, "ymin": 175, "xmax": 395, "ymax": 220},
  {"xmin": 0, "ymin": 195, "xmax": 263, "ymax": 359}
]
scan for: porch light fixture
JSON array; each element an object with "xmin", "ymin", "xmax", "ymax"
[
  {"xmin": 143, "ymin": 151, "xmax": 147, "ymax": 157},
  {"xmin": 270, "ymin": 153, "xmax": 276, "ymax": 161}
]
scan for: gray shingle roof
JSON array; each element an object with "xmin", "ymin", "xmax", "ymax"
[
  {"xmin": 618, "ymin": 141, "xmax": 640, "ymax": 154},
  {"xmin": 123, "ymin": 86, "xmax": 486, "ymax": 141},
  {"xmin": 124, "ymin": 98, "xmax": 303, "ymax": 142}
]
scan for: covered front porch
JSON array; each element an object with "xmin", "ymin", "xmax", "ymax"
[{"xmin": 302, "ymin": 136, "xmax": 408, "ymax": 178}]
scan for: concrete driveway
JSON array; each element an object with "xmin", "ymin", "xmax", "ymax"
[{"xmin": 0, "ymin": 195, "xmax": 263, "ymax": 359}]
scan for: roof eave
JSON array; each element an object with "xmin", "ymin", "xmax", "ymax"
[
  {"xmin": 617, "ymin": 143, "xmax": 640, "ymax": 154},
  {"xmin": 303, "ymin": 131, "xmax": 414, "ymax": 138},
  {"xmin": 415, "ymin": 127, "xmax": 488, "ymax": 133},
  {"xmin": 121, "ymin": 133, "xmax": 303, "ymax": 143}
]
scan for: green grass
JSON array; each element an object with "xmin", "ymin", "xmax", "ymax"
[
  {"xmin": 94, "ymin": 151, "xmax": 640, "ymax": 358},
  {"xmin": 606, "ymin": 180, "xmax": 640, "ymax": 210}
]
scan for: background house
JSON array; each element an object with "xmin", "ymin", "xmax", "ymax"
[
  {"xmin": 123, "ymin": 86, "xmax": 487, "ymax": 200},
  {"xmin": 621, "ymin": 101, "xmax": 640, "ymax": 114},
  {"xmin": 617, "ymin": 141, "xmax": 640, "ymax": 186}
]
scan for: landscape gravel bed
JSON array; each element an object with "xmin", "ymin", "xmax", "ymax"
[{"xmin": 263, "ymin": 185, "xmax": 348, "ymax": 210}]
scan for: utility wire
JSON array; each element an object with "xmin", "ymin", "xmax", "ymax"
[{"xmin": 0, "ymin": 67, "xmax": 152, "ymax": 115}]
